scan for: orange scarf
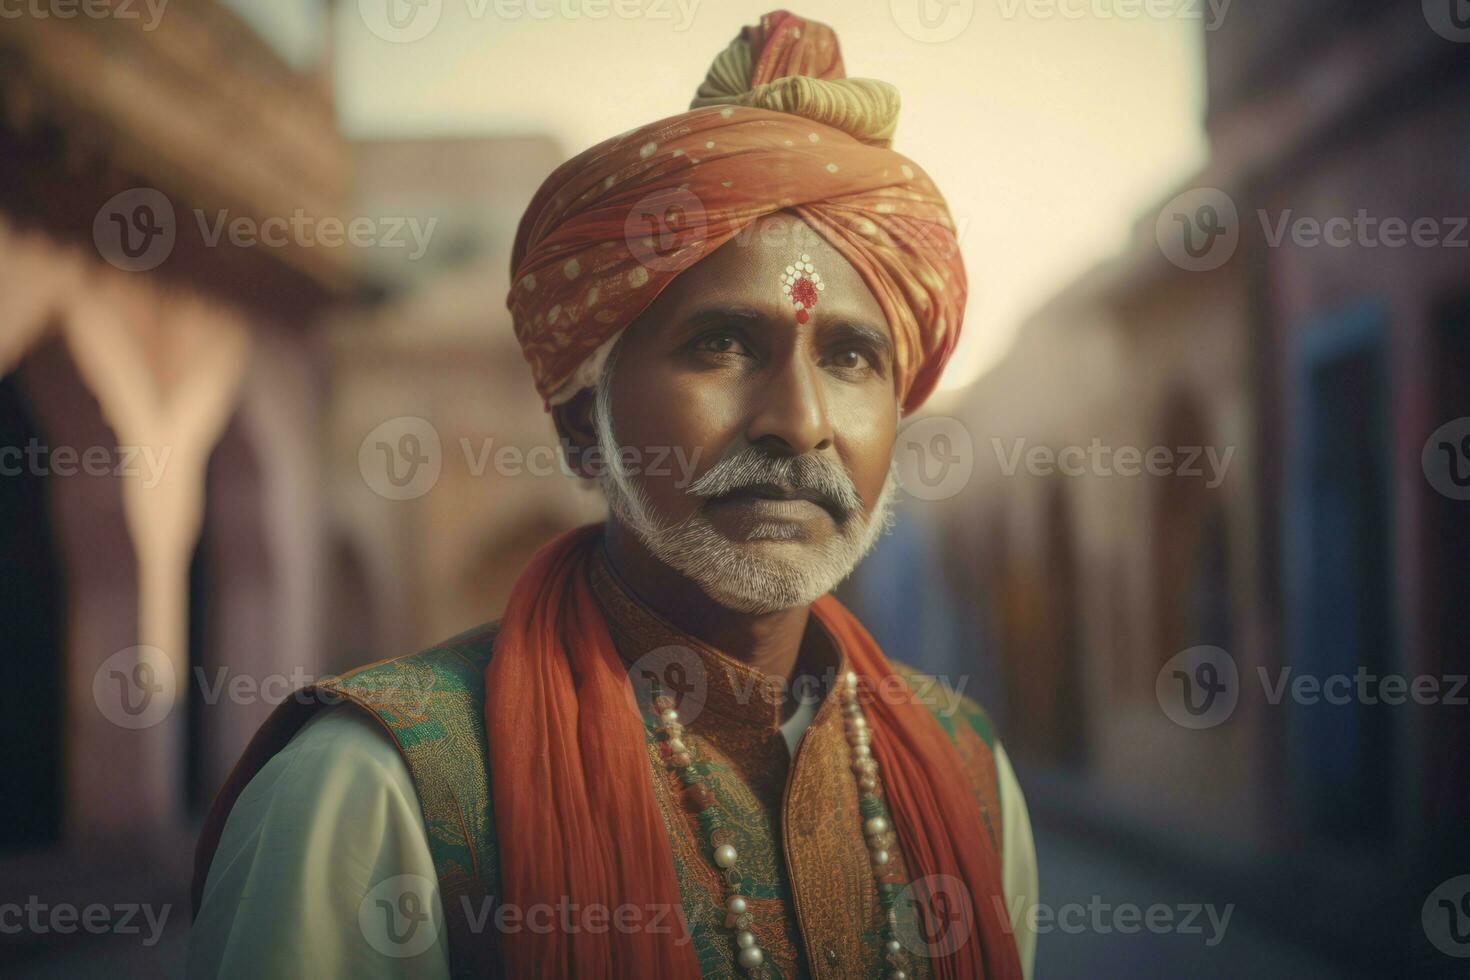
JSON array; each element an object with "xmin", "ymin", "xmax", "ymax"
[{"xmin": 485, "ymin": 525, "xmax": 1023, "ymax": 978}]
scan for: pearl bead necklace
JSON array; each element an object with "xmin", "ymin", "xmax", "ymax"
[{"xmin": 650, "ymin": 669, "xmax": 915, "ymax": 979}]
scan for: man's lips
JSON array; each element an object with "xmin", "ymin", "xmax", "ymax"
[{"xmin": 708, "ymin": 482, "xmax": 843, "ymax": 521}]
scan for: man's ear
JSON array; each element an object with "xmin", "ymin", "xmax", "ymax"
[{"xmin": 551, "ymin": 386, "xmax": 600, "ymax": 480}]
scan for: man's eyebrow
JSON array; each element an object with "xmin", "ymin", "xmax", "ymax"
[
  {"xmin": 678, "ymin": 305, "xmax": 767, "ymax": 329},
  {"xmin": 674, "ymin": 306, "xmax": 894, "ymax": 361},
  {"xmin": 826, "ymin": 319, "xmax": 894, "ymax": 360}
]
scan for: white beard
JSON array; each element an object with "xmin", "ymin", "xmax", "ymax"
[{"xmin": 593, "ymin": 360, "xmax": 897, "ymax": 615}]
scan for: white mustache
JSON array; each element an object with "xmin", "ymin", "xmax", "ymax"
[{"xmin": 683, "ymin": 448, "xmax": 864, "ymax": 517}]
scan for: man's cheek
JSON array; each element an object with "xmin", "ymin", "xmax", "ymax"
[
  {"xmin": 631, "ymin": 451, "xmax": 699, "ymax": 517},
  {"xmin": 838, "ymin": 427, "xmax": 896, "ymax": 506}
]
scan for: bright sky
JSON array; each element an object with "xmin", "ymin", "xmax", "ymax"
[{"xmin": 315, "ymin": 0, "xmax": 1209, "ymax": 399}]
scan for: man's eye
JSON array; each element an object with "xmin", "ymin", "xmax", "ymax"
[
  {"xmin": 829, "ymin": 348, "xmax": 872, "ymax": 370},
  {"xmin": 695, "ymin": 332, "xmax": 750, "ymax": 356}
]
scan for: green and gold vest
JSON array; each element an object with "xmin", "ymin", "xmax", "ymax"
[{"xmin": 193, "ymin": 614, "xmax": 1005, "ymax": 979}]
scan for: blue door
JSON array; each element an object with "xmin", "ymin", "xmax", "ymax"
[{"xmin": 1285, "ymin": 299, "xmax": 1397, "ymax": 843}]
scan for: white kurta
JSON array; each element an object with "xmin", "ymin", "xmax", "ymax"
[{"xmin": 189, "ymin": 704, "xmax": 1038, "ymax": 979}]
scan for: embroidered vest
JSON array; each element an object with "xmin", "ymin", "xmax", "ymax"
[{"xmin": 191, "ymin": 621, "xmax": 1005, "ymax": 979}]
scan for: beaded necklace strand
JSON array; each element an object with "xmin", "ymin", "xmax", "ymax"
[{"xmin": 650, "ymin": 669, "xmax": 915, "ymax": 978}]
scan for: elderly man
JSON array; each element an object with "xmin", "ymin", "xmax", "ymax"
[{"xmin": 190, "ymin": 11, "xmax": 1035, "ymax": 980}]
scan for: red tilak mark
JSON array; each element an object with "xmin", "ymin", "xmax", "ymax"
[{"xmin": 791, "ymin": 276, "xmax": 818, "ymax": 309}]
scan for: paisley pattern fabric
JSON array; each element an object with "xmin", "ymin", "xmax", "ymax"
[{"xmin": 192, "ymin": 575, "xmax": 1007, "ymax": 980}]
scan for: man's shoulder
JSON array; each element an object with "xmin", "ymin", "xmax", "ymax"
[
  {"xmin": 289, "ymin": 620, "xmax": 504, "ymax": 766},
  {"xmin": 885, "ymin": 656, "xmax": 999, "ymax": 753},
  {"xmin": 192, "ymin": 622, "xmax": 504, "ymax": 922},
  {"xmin": 268, "ymin": 703, "xmax": 412, "ymax": 787},
  {"xmin": 231, "ymin": 621, "xmax": 504, "ymax": 792},
  {"xmin": 323, "ymin": 620, "xmax": 502, "ymax": 702},
  {"xmin": 304, "ymin": 623, "xmax": 504, "ymax": 907}
]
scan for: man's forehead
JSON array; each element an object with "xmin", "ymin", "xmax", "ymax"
[{"xmin": 651, "ymin": 213, "xmax": 888, "ymax": 332}]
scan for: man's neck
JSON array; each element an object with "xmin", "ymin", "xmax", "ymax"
[{"xmin": 601, "ymin": 518, "xmax": 817, "ymax": 692}]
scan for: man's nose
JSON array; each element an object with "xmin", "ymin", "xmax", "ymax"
[{"xmin": 746, "ymin": 352, "xmax": 833, "ymax": 455}]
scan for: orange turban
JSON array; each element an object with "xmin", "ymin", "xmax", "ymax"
[{"xmin": 507, "ymin": 9, "xmax": 967, "ymax": 413}]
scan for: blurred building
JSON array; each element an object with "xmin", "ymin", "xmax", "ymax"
[
  {"xmin": 0, "ymin": 1, "xmax": 347, "ymax": 968},
  {"xmin": 880, "ymin": 3, "xmax": 1469, "ymax": 975},
  {"xmin": 324, "ymin": 134, "xmax": 604, "ymax": 666},
  {"xmin": 0, "ymin": 5, "xmax": 611, "ymax": 971}
]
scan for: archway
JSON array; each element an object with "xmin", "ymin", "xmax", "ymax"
[
  {"xmin": 1152, "ymin": 390, "xmax": 1233, "ymax": 666},
  {"xmin": 997, "ymin": 486, "xmax": 1087, "ymax": 767},
  {"xmin": 0, "ymin": 368, "xmax": 63, "ymax": 851},
  {"xmin": 5, "ymin": 334, "xmax": 140, "ymax": 843},
  {"xmin": 188, "ymin": 412, "xmax": 271, "ymax": 815}
]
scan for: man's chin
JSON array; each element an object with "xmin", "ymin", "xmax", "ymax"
[
  {"xmin": 633, "ymin": 519, "xmax": 868, "ymax": 616},
  {"xmin": 692, "ymin": 558, "xmax": 825, "ymax": 615}
]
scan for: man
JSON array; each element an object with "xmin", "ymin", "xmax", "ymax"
[{"xmin": 190, "ymin": 11, "xmax": 1036, "ymax": 979}]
